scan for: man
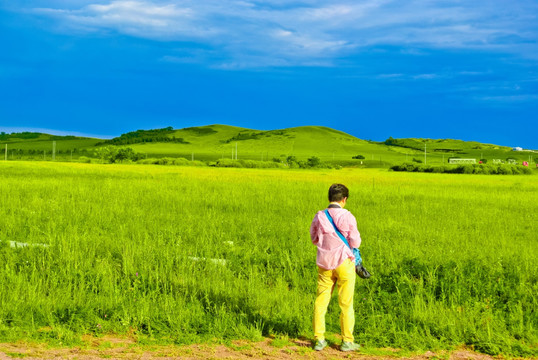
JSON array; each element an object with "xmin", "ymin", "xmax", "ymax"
[{"xmin": 310, "ymin": 183, "xmax": 361, "ymax": 352}]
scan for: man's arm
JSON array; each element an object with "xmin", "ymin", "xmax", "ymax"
[
  {"xmin": 345, "ymin": 213, "xmax": 361, "ymax": 248},
  {"xmin": 310, "ymin": 213, "xmax": 320, "ymax": 245}
]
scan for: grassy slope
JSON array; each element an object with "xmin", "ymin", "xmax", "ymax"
[
  {"xmin": 1, "ymin": 133, "xmax": 100, "ymax": 151},
  {"xmin": 121, "ymin": 125, "xmax": 536, "ymax": 165},
  {"xmin": 123, "ymin": 124, "xmax": 381, "ymax": 161},
  {"xmin": 1, "ymin": 125, "xmax": 535, "ymax": 165}
]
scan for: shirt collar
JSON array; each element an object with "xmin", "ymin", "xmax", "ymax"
[{"xmin": 328, "ymin": 203, "xmax": 342, "ymax": 209}]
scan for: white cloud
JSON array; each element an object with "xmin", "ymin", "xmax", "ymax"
[
  {"xmin": 26, "ymin": 0, "xmax": 538, "ymax": 67},
  {"xmin": 377, "ymin": 73, "xmax": 403, "ymax": 79},
  {"xmin": 478, "ymin": 94, "xmax": 538, "ymax": 103},
  {"xmin": 413, "ymin": 73, "xmax": 439, "ymax": 80}
]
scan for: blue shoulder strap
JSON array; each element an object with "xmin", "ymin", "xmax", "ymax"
[{"xmin": 324, "ymin": 209, "xmax": 351, "ymax": 250}]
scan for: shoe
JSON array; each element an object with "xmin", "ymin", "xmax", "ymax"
[
  {"xmin": 340, "ymin": 341, "xmax": 360, "ymax": 352},
  {"xmin": 314, "ymin": 339, "xmax": 327, "ymax": 351}
]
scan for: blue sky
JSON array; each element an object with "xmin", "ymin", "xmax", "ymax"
[{"xmin": 1, "ymin": 0, "xmax": 537, "ymax": 148}]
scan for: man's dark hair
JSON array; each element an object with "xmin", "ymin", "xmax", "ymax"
[{"xmin": 328, "ymin": 183, "xmax": 349, "ymax": 202}]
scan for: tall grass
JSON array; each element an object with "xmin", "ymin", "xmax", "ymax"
[{"xmin": 0, "ymin": 162, "xmax": 536, "ymax": 355}]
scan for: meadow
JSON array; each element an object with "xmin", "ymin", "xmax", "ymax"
[{"xmin": 0, "ymin": 161, "xmax": 536, "ymax": 356}]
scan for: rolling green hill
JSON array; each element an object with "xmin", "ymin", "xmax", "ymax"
[
  {"xmin": 0, "ymin": 132, "xmax": 100, "ymax": 154},
  {"xmin": 1, "ymin": 126, "xmax": 535, "ymax": 166},
  {"xmin": 124, "ymin": 125, "xmax": 388, "ymax": 163}
]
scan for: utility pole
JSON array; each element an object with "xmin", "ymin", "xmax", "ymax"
[
  {"xmin": 70, "ymin": 149, "xmax": 73, "ymax": 161},
  {"xmin": 191, "ymin": 152, "xmax": 194, "ymax": 161},
  {"xmin": 52, "ymin": 141, "xmax": 56, "ymax": 161},
  {"xmin": 235, "ymin": 142, "xmax": 238, "ymax": 160},
  {"xmin": 4, "ymin": 144, "xmax": 6, "ymax": 161}
]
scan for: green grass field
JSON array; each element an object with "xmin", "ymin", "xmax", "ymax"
[
  {"xmin": 2, "ymin": 125, "xmax": 536, "ymax": 166},
  {"xmin": 0, "ymin": 161, "xmax": 536, "ymax": 355}
]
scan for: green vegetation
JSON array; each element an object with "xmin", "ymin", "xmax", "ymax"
[
  {"xmin": 0, "ymin": 162, "xmax": 536, "ymax": 356},
  {"xmin": 0, "ymin": 132, "xmax": 41, "ymax": 140},
  {"xmin": 1, "ymin": 126, "xmax": 536, "ymax": 168},
  {"xmin": 384, "ymin": 137, "xmax": 511, "ymax": 152},
  {"xmin": 97, "ymin": 127, "xmax": 189, "ymax": 146},
  {"xmin": 94, "ymin": 146, "xmax": 144, "ymax": 163},
  {"xmin": 0, "ymin": 131, "xmax": 100, "ymax": 161},
  {"xmin": 391, "ymin": 163, "xmax": 534, "ymax": 175}
]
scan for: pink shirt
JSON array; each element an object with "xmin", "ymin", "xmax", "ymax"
[{"xmin": 310, "ymin": 207, "xmax": 362, "ymax": 270}]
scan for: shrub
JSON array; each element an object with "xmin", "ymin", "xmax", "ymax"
[
  {"xmin": 137, "ymin": 157, "xmax": 206, "ymax": 167},
  {"xmin": 307, "ymin": 156, "xmax": 321, "ymax": 167},
  {"xmin": 390, "ymin": 163, "xmax": 531, "ymax": 175},
  {"xmin": 95, "ymin": 146, "xmax": 144, "ymax": 163},
  {"xmin": 412, "ymin": 158, "xmax": 422, "ymax": 163},
  {"xmin": 497, "ymin": 165, "xmax": 512, "ymax": 175},
  {"xmin": 214, "ymin": 159, "xmax": 286, "ymax": 169},
  {"xmin": 352, "ymin": 154, "xmax": 365, "ymax": 159},
  {"xmin": 77, "ymin": 156, "xmax": 92, "ymax": 164},
  {"xmin": 461, "ymin": 165, "xmax": 474, "ymax": 174}
]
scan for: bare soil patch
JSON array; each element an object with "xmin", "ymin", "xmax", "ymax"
[{"xmin": 0, "ymin": 337, "xmax": 520, "ymax": 360}]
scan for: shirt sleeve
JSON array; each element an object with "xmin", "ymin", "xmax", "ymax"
[
  {"xmin": 310, "ymin": 213, "xmax": 320, "ymax": 245},
  {"xmin": 345, "ymin": 212, "xmax": 361, "ymax": 249}
]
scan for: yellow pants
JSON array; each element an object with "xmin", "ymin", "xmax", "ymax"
[{"xmin": 313, "ymin": 258, "xmax": 356, "ymax": 342}]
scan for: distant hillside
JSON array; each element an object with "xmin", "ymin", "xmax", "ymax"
[
  {"xmin": 119, "ymin": 124, "xmax": 386, "ymax": 163},
  {"xmin": 1, "ymin": 131, "xmax": 88, "ymax": 142},
  {"xmin": 102, "ymin": 124, "xmax": 533, "ymax": 165},
  {"xmin": 97, "ymin": 127, "xmax": 189, "ymax": 145},
  {"xmin": 0, "ymin": 131, "xmax": 100, "ymax": 152},
  {"xmin": 384, "ymin": 137, "xmax": 512, "ymax": 152},
  {"xmin": 1, "ymin": 126, "xmax": 534, "ymax": 166}
]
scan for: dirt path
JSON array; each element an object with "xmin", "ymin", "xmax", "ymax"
[{"xmin": 0, "ymin": 337, "xmax": 513, "ymax": 360}]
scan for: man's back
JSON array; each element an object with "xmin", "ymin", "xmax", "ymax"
[{"xmin": 310, "ymin": 207, "xmax": 361, "ymax": 270}]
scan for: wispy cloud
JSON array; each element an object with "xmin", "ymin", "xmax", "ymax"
[
  {"xmin": 477, "ymin": 94, "xmax": 538, "ymax": 103},
  {"xmin": 23, "ymin": 0, "xmax": 538, "ymax": 67}
]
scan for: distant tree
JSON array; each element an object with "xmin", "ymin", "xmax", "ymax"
[
  {"xmin": 307, "ymin": 156, "xmax": 321, "ymax": 167},
  {"xmin": 95, "ymin": 146, "xmax": 118, "ymax": 163},
  {"xmin": 352, "ymin": 154, "xmax": 365, "ymax": 159},
  {"xmin": 286, "ymin": 155, "xmax": 297, "ymax": 164},
  {"xmin": 115, "ymin": 148, "xmax": 135, "ymax": 162},
  {"xmin": 412, "ymin": 158, "xmax": 423, "ymax": 163},
  {"xmin": 384, "ymin": 136, "xmax": 396, "ymax": 145}
]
